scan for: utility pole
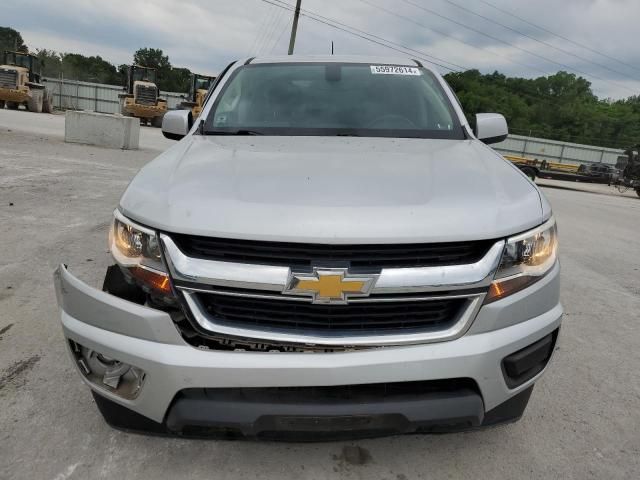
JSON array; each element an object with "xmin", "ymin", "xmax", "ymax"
[{"xmin": 287, "ymin": 0, "xmax": 302, "ymax": 55}]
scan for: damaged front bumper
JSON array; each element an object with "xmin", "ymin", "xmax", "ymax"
[{"xmin": 54, "ymin": 264, "xmax": 561, "ymax": 439}]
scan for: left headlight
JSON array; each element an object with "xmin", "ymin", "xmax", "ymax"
[
  {"xmin": 110, "ymin": 209, "xmax": 173, "ymax": 297},
  {"xmin": 485, "ymin": 217, "xmax": 558, "ymax": 303}
]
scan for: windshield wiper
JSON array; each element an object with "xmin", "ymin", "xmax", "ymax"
[{"xmin": 204, "ymin": 129, "xmax": 264, "ymax": 136}]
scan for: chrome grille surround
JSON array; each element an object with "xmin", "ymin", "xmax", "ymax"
[{"xmin": 160, "ymin": 234, "xmax": 505, "ymax": 348}]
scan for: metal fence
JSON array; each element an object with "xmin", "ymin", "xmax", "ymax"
[
  {"xmin": 492, "ymin": 134, "xmax": 624, "ymax": 166},
  {"xmin": 41, "ymin": 77, "xmax": 185, "ymax": 113}
]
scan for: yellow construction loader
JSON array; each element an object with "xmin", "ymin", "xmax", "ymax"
[
  {"xmin": 179, "ymin": 73, "xmax": 215, "ymax": 118},
  {"xmin": 0, "ymin": 51, "xmax": 53, "ymax": 113},
  {"xmin": 118, "ymin": 65, "xmax": 167, "ymax": 127}
]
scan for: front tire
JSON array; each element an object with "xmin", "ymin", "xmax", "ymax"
[
  {"xmin": 151, "ymin": 114, "xmax": 164, "ymax": 128},
  {"xmin": 0, "ymin": 100, "xmax": 5, "ymax": 109},
  {"xmin": 27, "ymin": 90, "xmax": 43, "ymax": 113},
  {"xmin": 520, "ymin": 166, "xmax": 537, "ymax": 181},
  {"xmin": 42, "ymin": 90, "xmax": 53, "ymax": 113},
  {"xmin": 6, "ymin": 101, "xmax": 19, "ymax": 110}
]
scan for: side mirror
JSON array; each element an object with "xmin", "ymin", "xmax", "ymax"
[
  {"xmin": 162, "ymin": 110, "xmax": 193, "ymax": 140},
  {"xmin": 475, "ymin": 113, "xmax": 508, "ymax": 145}
]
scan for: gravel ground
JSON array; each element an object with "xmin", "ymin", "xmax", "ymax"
[{"xmin": 1, "ymin": 108, "xmax": 639, "ymax": 479}]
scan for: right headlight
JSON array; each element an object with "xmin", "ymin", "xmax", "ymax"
[
  {"xmin": 485, "ymin": 217, "xmax": 558, "ymax": 304},
  {"xmin": 109, "ymin": 209, "xmax": 173, "ymax": 298}
]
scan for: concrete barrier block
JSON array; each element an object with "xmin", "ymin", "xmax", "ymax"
[{"xmin": 64, "ymin": 111, "xmax": 140, "ymax": 150}]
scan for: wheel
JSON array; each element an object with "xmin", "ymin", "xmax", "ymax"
[
  {"xmin": 42, "ymin": 90, "xmax": 53, "ymax": 113},
  {"xmin": 0, "ymin": 100, "xmax": 4, "ymax": 109},
  {"xmin": 615, "ymin": 183, "xmax": 629, "ymax": 194},
  {"xmin": 636, "ymin": 188, "xmax": 640, "ymax": 198},
  {"xmin": 27, "ymin": 90, "xmax": 43, "ymax": 113},
  {"xmin": 119, "ymin": 96, "xmax": 127, "ymax": 115},
  {"xmin": 151, "ymin": 114, "xmax": 164, "ymax": 128},
  {"xmin": 6, "ymin": 101, "xmax": 19, "ymax": 110}
]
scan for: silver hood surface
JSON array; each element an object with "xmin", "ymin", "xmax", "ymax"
[{"xmin": 119, "ymin": 136, "xmax": 545, "ymax": 243}]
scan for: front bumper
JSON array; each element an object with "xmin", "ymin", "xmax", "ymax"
[
  {"xmin": 122, "ymin": 98, "xmax": 167, "ymax": 118},
  {"xmin": 0, "ymin": 87, "xmax": 29, "ymax": 103},
  {"xmin": 54, "ymin": 264, "xmax": 562, "ymax": 435}
]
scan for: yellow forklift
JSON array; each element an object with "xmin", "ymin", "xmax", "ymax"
[
  {"xmin": 179, "ymin": 73, "xmax": 215, "ymax": 118},
  {"xmin": 0, "ymin": 51, "xmax": 53, "ymax": 113},
  {"xmin": 118, "ymin": 65, "xmax": 167, "ymax": 127}
]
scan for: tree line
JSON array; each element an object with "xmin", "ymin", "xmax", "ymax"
[
  {"xmin": 445, "ymin": 70, "xmax": 640, "ymax": 149},
  {"xmin": 2, "ymin": 25, "xmax": 639, "ymax": 149},
  {"xmin": 1, "ymin": 27, "xmax": 192, "ymax": 92}
]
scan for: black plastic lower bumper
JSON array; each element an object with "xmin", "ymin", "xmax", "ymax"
[{"xmin": 92, "ymin": 380, "xmax": 534, "ymax": 441}]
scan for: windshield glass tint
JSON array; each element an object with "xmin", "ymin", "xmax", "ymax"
[{"xmin": 205, "ymin": 63, "xmax": 463, "ymax": 138}]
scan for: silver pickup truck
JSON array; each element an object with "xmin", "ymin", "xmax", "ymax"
[{"xmin": 54, "ymin": 56, "xmax": 562, "ymax": 440}]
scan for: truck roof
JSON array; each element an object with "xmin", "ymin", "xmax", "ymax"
[{"xmin": 248, "ymin": 55, "xmax": 428, "ymax": 69}]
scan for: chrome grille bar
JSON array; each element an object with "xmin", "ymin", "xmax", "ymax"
[{"xmin": 161, "ymin": 234, "xmax": 504, "ymax": 294}]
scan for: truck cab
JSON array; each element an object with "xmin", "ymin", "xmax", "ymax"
[{"xmin": 180, "ymin": 73, "xmax": 216, "ymax": 118}]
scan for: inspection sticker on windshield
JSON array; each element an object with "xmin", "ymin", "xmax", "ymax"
[{"xmin": 370, "ymin": 65, "xmax": 421, "ymax": 75}]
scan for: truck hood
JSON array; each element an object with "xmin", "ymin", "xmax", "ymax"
[{"xmin": 120, "ymin": 136, "xmax": 544, "ymax": 243}]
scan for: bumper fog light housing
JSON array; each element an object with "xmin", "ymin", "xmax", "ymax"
[
  {"xmin": 69, "ymin": 340, "xmax": 146, "ymax": 399},
  {"xmin": 501, "ymin": 330, "xmax": 558, "ymax": 389}
]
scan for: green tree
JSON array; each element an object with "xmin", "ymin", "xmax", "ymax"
[
  {"xmin": 444, "ymin": 70, "xmax": 640, "ymax": 149},
  {"xmin": 0, "ymin": 26, "xmax": 27, "ymax": 53},
  {"xmin": 36, "ymin": 49, "xmax": 62, "ymax": 77},
  {"xmin": 132, "ymin": 47, "xmax": 190, "ymax": 92}
]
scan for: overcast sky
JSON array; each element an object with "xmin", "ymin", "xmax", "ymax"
[{"xmin": 4, "ymin": 0, "xmax": 639, "ymax": 99}]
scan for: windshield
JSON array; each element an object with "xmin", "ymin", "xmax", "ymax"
[
  {"xmin": 133, "ymin": 67, "xmax": 156, "ymax": 84},
  {"xmin": 4, "ymin": 52, "xmax": 31, "ymax": 69},
  {"xmin": 204, "ymin": 63, "xmax": 464, "ymax": 138},
  {"xmin": 195, "ymin": 77, "xmax": 213, "ymax": 90}
]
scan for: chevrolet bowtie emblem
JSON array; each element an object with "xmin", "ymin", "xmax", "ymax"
[{"xmin": 284, "ymin": 268, "xmax": 379, "ymax": 304}]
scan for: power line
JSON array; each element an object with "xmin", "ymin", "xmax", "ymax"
[
  {"xmin": 258, "ymin": 6, "xmax": 285, "ymax": 55},
  {"xmin": 439, "ymin": 0, "xmax": 640, "ymax": 83},
  {"xmin": 271, "ymin": 16, "xmax": 292, "ymax": 54},
  {"xmin": 399, "ymin": 0, "xmax": 637, "ymax": 94},
  {"xmin": 261, "ymin": 8, "xmax": 286, "ymax": 54},
  {"xmin": 477, "ymin": 0, "xmax": 640, "ymax": 75},
  {"xmin": 247, "ymin": 7, "xmax": 273, "ymax": 55},
  {"xmin": 259, "ymin": 0, "xmax": 468, "ymax": 71},
  {"xmin": 358, "ymin": 0, "xmax": 552, "ymax": 77},
  {"xmin": 253, "ymin": 3, "xmax": 281, "ymax": 54}
]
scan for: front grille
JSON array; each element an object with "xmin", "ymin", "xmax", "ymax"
[
  {"xmin": 171, "ymin": 235, "xmax": 494, "ymax": 269},
  {"xmin": 135, "ymin": 84, "xmax": 157, "ymax": 105},
  {"xmin": 195, "ymin": 292, "xmax": 466, "ymax": 334},
  {"xmin": 0, "ymin": 69, "xmax": 17, "ymax": 88}
]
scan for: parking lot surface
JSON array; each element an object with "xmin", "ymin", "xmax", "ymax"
[{"xmin": 1, "ymin": 109, "xmax": 639, "ymax": 479}]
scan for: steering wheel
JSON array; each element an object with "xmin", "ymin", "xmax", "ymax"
[{"xmin": 366, "ymin": 114, "xmax": 417, "ymax": 129}]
